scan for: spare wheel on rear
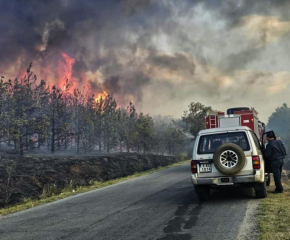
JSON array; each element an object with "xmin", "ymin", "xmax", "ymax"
[{"xmin": 213, "ymin": 143, "xmax": 246, "ymax": 175}]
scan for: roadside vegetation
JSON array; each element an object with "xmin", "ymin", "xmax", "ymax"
[
  {"xmin": 258, "ymin": 170, "xmax": 290, "ymax": 240},
  {"xmin": 0, "ymin": 159, "xmax": 189, "ymax": 216},
  {"xmin": 258, "ymin": 104, "xmax": 290, "ymax": 239}
]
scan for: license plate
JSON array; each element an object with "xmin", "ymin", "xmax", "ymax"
[
  {"xmin": 221, "ymin": 178, "xmax": 230, "ymax": 183},
  {"xmin": 199, "ymin": 163, "xmax": 212, "ymax": 173}
]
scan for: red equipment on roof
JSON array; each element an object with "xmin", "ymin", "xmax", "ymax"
[{"xmin": 205, "ymin": 107, "xmax": 265, "ymax": 140}]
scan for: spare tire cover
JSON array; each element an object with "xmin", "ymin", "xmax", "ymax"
[{"xmin": 213, "ymin": 143, "xmax": 246, "ymax": 175}]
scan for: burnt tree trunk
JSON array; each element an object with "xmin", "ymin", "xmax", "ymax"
[
  {"xmin": 99, "ymin": 139, "xmax": 102, "ymax": 152},
  {"xmin": 51, "ymin": 112, "xmax": 55, "ymax": 154},
  {"xmin": 77, "ymin": 132, "xmax": 80, "ymax": 155},
  {"xmin": 19, "ymin": 135, "xmax": 24, "ymax": 157}
]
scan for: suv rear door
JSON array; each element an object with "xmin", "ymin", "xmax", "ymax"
[{"xmin": 194, "ymin": 130, "xmax": 254, "ymax": 177}]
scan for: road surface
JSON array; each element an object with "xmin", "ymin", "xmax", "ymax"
[{"xmin": 0, "ymin": 163, "xmax": 259, "ymax": 240}]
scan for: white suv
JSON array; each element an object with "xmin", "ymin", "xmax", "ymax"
[{"xmin": 191, "ymin": 126, "xmax": 267, "ymax": 200}]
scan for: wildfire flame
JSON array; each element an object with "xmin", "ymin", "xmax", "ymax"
[
  {"xmin": 57, "ymin": 52, "xmax": 76, "ymax": 91},
  {"xmin": 14, "ymin": 51, "xmax": 110, "ymax": 103},
  {"xmin": 95, "ymin": 90, "xmax": 108, "ymax": 102},
  {"xmin": 56, "ymin": 51, "xmax": 109, "ymax": 102}
]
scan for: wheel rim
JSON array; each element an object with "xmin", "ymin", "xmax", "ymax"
[{"xmin": 220, "ymin": 150, "xmax": 238, "ymax": 168}]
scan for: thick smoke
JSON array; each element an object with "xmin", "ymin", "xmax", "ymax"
[{"xmin": 1, "ymin": 0, "xmax": 290, "ymax": 121}]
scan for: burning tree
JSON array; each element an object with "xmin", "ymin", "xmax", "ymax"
[{"xmin": 0, "ymin": 63, "xmax": 190, "ymax": 157}]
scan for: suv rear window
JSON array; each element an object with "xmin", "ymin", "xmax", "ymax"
[{"xmin": 198, "ymin": 132, "xmax": 250, "ymax": 154}]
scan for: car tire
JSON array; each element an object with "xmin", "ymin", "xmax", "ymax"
[
  {"xmin": 254, "ymin": 180, "xmax": 267, "ymax": 198},
  {"xmin": 213, "ymin": 143, "xmax": 246, "ymax": 175},
  {"xmin": 195, "ymin": 185, "xmax": 210, "ymax": 201}
]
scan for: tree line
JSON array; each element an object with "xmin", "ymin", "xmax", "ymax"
[
  {"xmin": 2, "ymin": 64, "xmax": 288, "ymax": 157},
  {"xmin": 267, "ymin": 103, "xmax": 290, "ymax": 151},
  {"xmin": 0, "ymin": 65, "xmax": 210, "ymax": 156}
]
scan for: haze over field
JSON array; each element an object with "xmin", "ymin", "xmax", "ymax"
[{"xmin": 1, "ymin": 0, "xmax": 290, "ymax": 122}]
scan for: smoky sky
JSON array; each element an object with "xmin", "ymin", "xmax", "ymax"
[{"xmin": 1, "ymin": 0, "xmax": 290, "ymax": 122}]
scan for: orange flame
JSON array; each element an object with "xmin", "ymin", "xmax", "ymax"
[
  {"xmin": 13, "ymin": 51, "xmax": 110, "ymax": 104},
  {"xmin": 61, "ymin": 52, "xmax": 75, "ymax": 80},
  {"xmin": 95, "ymin": 90, "xmax": 108, "ymax": 102},
  {"xmin": 57, "ymin": 52, "xmax": 77, "ymax": 92}
]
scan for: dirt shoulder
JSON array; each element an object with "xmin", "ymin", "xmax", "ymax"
[{"xmin": 0, "ymin": 153, "xmax": 184, "ymax": 207}]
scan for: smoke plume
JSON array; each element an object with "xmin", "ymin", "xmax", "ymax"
[{"xmin": 1, "ymin": 0, "xmax": 290, "ymax": 121}]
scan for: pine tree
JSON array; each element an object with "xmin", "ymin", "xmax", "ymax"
[
  {"xmin": 103, "ymin": 95, "xmax": 118, "ymax": 152},
  {"xmin": 182, "ymin": 102, "xmax": 212, "ymax": 137},
  {"xmin": 135, "ymin": 113, "xmax": 153, "ymax": 153}
]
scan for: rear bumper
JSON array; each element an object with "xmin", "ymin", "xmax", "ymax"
[{"xmin": 191, "ymin": 174, "xmax": 256, "ymax": 186}]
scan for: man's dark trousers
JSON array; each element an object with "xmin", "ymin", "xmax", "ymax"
[{"xmin": 272, "ymin": 159, "xmax": 284, "ymax": 192}]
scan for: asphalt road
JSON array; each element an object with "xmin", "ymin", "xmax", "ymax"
[{"xmin": 0, "ymin": 163, "xmax": 259, "ymax": 240}]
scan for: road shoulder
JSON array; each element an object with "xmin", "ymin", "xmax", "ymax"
[{"xmin": 236, "ymin": 198, "xmax": 259, "ymax": 240}]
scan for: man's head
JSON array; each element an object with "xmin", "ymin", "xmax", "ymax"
[{"xmin": 267, "ymin": 132, "xmax": 275, "ymax": 141}]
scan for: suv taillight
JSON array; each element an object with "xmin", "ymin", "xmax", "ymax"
[
  {"xmin": 191, "ymin": 160, "xmax": 197, "ymax": 173},
  {"xmin": 252, "ymin": 156, "xmax": 260, "ymax": 169}
]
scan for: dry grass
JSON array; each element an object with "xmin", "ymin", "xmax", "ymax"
[
  {"xmin": 258, "ymin": 170, "xmax": 290, "ymax": 240},
  {"xmin": 0, "ymin": 159, "xmax": 190, "ymax": 216}
]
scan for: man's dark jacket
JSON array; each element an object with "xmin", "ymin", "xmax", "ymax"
[{"xmin": 264, "ymin": 139, "xmax": 287, "ymax": 161}]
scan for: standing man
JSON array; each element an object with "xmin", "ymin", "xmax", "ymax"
[{"xmin": 264, "ymin": 132, "xmax": 287, "ymax": 193}]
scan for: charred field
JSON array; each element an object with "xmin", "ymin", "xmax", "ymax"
[{"xmin": 0, "ymin": 153, "xmax": 184, "ymax": 207}]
